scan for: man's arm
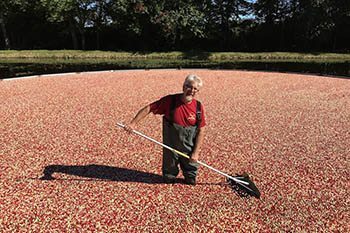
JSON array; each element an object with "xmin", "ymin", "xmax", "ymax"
[
  {"xmin": 190, "ymin": 126, "xmax": 205, "ymax": 163},
  {"xmin": 124, "ymin": 105, "xmax": 151, "ymax": 132}
]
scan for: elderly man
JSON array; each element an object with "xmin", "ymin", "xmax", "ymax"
[{"xmin": 124, "ymin": 74, "xmax": 206, "ymax": 185}]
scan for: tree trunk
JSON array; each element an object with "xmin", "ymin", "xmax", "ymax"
[
  {"xmin": 76, "ymin": 21, "xmax": 86, "ymax": 50},
  {"xmin": 280, "ymin": 22, "xmax": 285, "ymax": 51},
  {"xmin": 96, "ymin": 30, "xmax": 100, "ymax": 50},
  {"xmin": 69, "ymin": 19, "xmax": 78, "ymax": 49},
  {"xmin": 0, "ymin": 10, "xmax": 10, "ymax": 49},
  {"xmin": 81, "ymin": 31, "xmax": 85, "ymax": 50}
]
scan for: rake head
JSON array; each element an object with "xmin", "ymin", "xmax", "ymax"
[{"xmin": 227, "ymin": 173, "xmax": 261, "ymax": 198}]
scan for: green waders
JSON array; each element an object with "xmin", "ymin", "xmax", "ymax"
[{"xmin": 162, "ymin": 117, "xmax": 199, "ymax": 180}]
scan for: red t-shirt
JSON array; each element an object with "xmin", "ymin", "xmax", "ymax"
[{"xmin": 150, "ymin": 94, "xmax": 206, "ymax": 128}]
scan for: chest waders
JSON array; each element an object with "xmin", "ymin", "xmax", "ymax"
[{"xmin": 162, "ymin": 94, "xmax": 201, "ymax": 180}]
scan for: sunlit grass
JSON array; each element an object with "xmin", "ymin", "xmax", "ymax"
[
  {"xmin": 0, "ymin": 50, "xmax": 349, "ymax": 61},
  {"xmin": 1, "ymin": 50, "xmax": 349, "ymax": 78}
]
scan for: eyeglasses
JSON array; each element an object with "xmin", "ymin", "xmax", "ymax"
[{"xmin": 185, "ymin": 84, "xmax": 199, "ymax": 92}]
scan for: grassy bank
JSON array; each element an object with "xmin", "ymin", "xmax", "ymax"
[
  {"xmin": 0, "ymin": 50, "xmax": 349, "ymax": 78},
  {"xmin": 1, "ymin": 50, "xmax": 350, "ymax": 61}
]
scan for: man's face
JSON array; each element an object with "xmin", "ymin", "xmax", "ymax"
[{"xmin": 183, "ymin": 81, "xmax": 200, "ymax": 102}]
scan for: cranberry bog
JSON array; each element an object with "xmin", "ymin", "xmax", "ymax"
[{"xmin": 0, "ymin": 70, "xmax": 349, "ymax": 232}]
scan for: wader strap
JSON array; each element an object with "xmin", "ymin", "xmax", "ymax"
[
  {"xmin": 169, "ymin": 94, "xmax": 177, "ymax": 125},
  {"xmin": 196, "ymin": 100, "xmax": 202, "ymax": 128}
]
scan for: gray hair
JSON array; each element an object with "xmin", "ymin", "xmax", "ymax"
[{"xmin": 184, "ymin": 74, "xmax": 203, "ymax": 88}]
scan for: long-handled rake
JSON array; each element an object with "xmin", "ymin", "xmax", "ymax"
[{"xmin": 117, "ymin": 123, "xmax": 260, "ymax": 198}]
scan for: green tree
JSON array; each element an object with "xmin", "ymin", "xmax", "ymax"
[
  {"xmin": 149, "ymin": 0, "xmax": 206, "ymax": 49},
  {"xmin": 254, "ymin": 0, "xmax": 291, "ymax": 24},
  {"xmin": 87, "ymin": 0, "xmax": 111, "ymax": 49},
  {"xmin": 289, "ymin": 0, "xmax": 329, "ymax": 50},
  {"xmin": 107, "ymin": 0, "xmax": 206, "ymax": 50},
  {"xmin": 205, "ymin": 0, "xmax": 252, "ymax": 50},
  {"xmin": 0, "ymin": 0, "xmax": 29, "ymax": 49},
  {"xmin": 40, "ymin": 0, "xmax": 94, "ymax": 49},
  {"xmin": 0, "ymin": 0, "xmax": 11, "ymax": 49},
  {"xmin": 325, "ymin": 0, "xmax": 350, "ymax": 50},
  {"xmin": 253, "ymin": 0, "xmax": 292, "ymax": 50},
  {"xmin": 269, "ymin": 0, "xmax": 350, "ymax": 51}
]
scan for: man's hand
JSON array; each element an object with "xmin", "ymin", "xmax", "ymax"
[
  {"xmin": 122, "ymin": 105, "xmax": 151, "ymax": 134},
  {"xmin": 123, "ymin": 123, "xmax": 135, "ymax": 133},
  {"xmin": 190, "ymin": 152, "xmax": 199, "ymax": 163}
]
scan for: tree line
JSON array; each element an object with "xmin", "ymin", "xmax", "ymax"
[{"xmin": 1, "ymin": 0, "xmax": 349, "ymax": 52}]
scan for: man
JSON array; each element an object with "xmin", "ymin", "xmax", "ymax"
[{"xmin": 124, "ymin": 74, "xmax": 206, "ymax": 185}]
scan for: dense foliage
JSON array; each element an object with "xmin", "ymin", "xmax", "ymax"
[{"xmin": 0, "ymin": 0, "xmax": 349, "ymax": 51}]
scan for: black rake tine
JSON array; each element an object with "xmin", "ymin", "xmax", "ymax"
[
  {"xmin": 233, "ymin": 181, "xmax": 255, "ymax": 193},
  {"xmin": 227, "ymin": 175, "xmax": 261, "ymax": 198},
  {"xmin": 227, "ymin": 177, "xmax": 254, "ymax": 192}
]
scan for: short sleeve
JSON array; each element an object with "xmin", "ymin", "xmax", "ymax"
[
  {"xmin": 199, "ymin": 103, "xmax": 206, "ymax": 128},
  {"xmin": 149, "ymin": 95, "xmax": 171, "ymax": 115}
]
